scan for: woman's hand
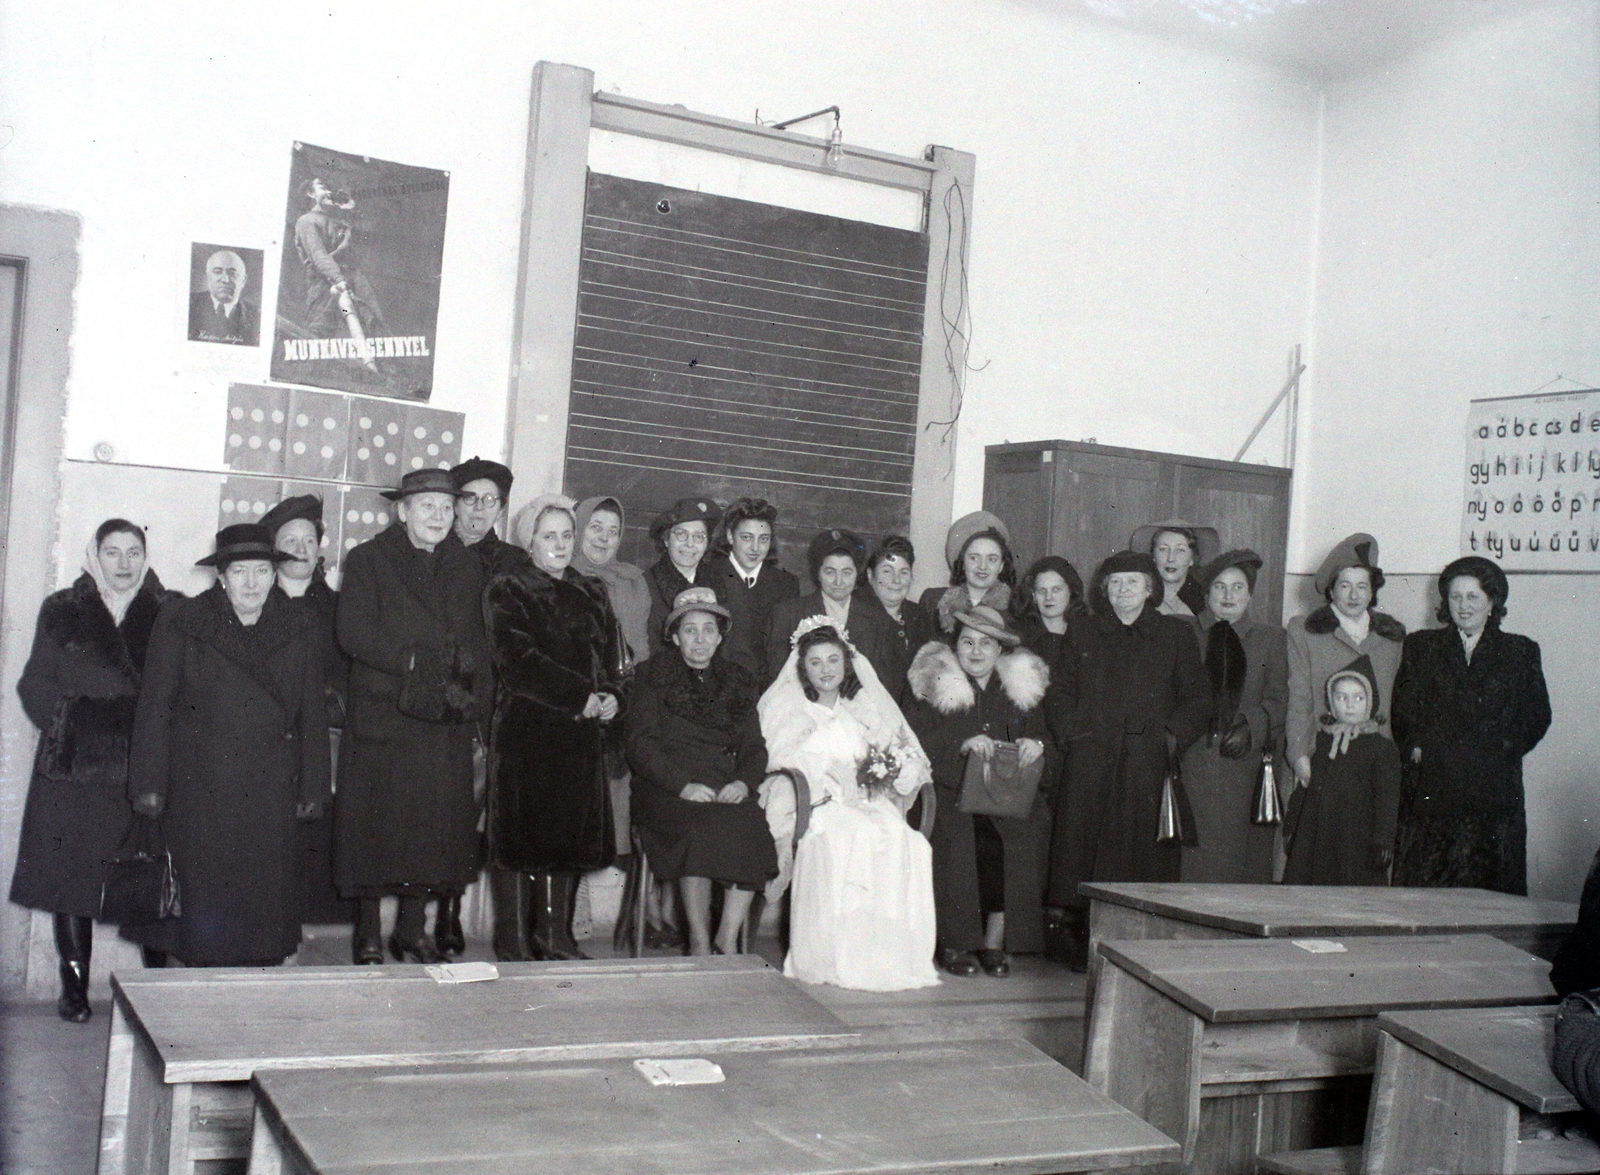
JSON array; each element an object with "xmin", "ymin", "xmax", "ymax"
[
  {"xmin": 582, "ymin": 692, "xmax": 619, "ymax": 721},
  {"xmin": 716, "ymin": 781, "xmax": 749, "ymax": 804},
  {"xmin": 1016, "ymin": 738, "xmax": 1044, "ymax": 769},
  {"xmin": 960, "ymin": 734, "xmax": 997, "ymax": 761},
  {"xmin": 1293, "ymin": 755, "xmax": 1312, "ymax": 786},
  {"xmin": 1410, "ymin": 746, "xmax": 1422, "ymax": 764},
  {"xmin": 680, "ymin": 783, "xmax": 717, "ymax": 802},
  {"xmin": 132, "ymin": 792, "xmax": 164, "ymax": 819}
]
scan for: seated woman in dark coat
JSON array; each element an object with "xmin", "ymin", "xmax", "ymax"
[
  {"xmin": 10, "ymin": 519, "xmax": 167, "ymax": 1021},
  {"xmin": 485, "ymin": 495, "xmax": 625, "ymax": 960},
  {"xmin": 128, "ymin": 524, "xmax": 331, "ymax": 967},
  {"xmin": 627, "ymin": 586, "xmax": 778, "ymax": 955}
]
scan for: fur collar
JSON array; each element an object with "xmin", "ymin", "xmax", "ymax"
[
  {"xmin": 40, "ymin": 571, "xmax": 168, "ymax": 681},
  {"xmin": 642, "ymin": 651, "xmax": 756, "ymax": 732},
  {"xmin": 907, "ymin": 640, "xmax": 1049, "ymax": 715},
  {"xmin": 1304, "ymin": 604, "xmax": 1406, "ymax": 642},
  {"xmin": 933, "ymin": 582, "xmax": 1011, "ymax": 634}
]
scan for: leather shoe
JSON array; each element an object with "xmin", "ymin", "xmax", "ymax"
[
  {"xmin": 352, "ymin": 932, "xmax": 384, "ymax": 966},
  {"xmin": 387, "ymin": 932, "xmax": 445, "ymax": 965},
  {"xmin": 975, "ymin": 949, "xmax": 1011, "ymax": 978},
  {"xmin": 936, "ymin": 948, "xmax": 981, "ymax": 977},
  {"xmin": 434, "ymin": 897, "xmax": 465, "ymax": 958}
]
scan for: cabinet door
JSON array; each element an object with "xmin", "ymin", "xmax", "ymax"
[
  {"xmin": 1174, "ymin": 463, "xmax": 1292, "ymax": 625},
  {"xmin": 984, "ymin": 448, "xmax": 1052, "ymax": 576},
  {"xmin": 1052, "ymin": 449, "xmax": 1166, "ymax": 588}
]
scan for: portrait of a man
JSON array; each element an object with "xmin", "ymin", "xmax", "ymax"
[{"xmin": 187, "ymin": 242, "xmax": 263, "ymax": 346}]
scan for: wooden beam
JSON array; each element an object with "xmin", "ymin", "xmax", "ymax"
[
  {"xmin": 504, "ymin": 61, "xmax": 593, "ymax": 512},
  {"xmin": 909, "ymin": 146, "xmax": 976, "ymax": 595}
]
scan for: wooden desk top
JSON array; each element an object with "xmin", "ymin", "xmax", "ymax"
[
  {"xmin": 1377, "ymin": 1005, "xmax": 1578, "ymax": 1114},
  {"xmin": 1080, "ymin": 883, "xmax": 1577, "ymax": 938},
  {"xmin": 1097, "ymin": 934, "xmax": 1557, "ymax": 1023},
  {"xmin": 110, "ymin": 955, "xmax": 854, "ymax": 1083},
  {"xmin": 252, "ymin": 1038, "xmax": 1181, "ymax": 1175}
]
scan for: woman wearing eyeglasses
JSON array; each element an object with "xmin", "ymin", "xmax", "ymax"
[{"xmin": 645, "ymin": 497, "xmax": 724, "ymax": 656}]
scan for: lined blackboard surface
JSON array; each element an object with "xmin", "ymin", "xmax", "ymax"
[{"xmin": 565, "ymin": 172, "xmax": 928, "ymax": 578}]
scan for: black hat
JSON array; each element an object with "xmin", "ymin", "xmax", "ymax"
[
  {"xmin": 196, "ymin": 523, "xmax": 294, "ymax": 569},
  {"xmin": 450, "ymin": 456, "xmax": 513, "ymax": 499},
  {"xmin": 807, "ymin": 528, "xmax": 865, "ymax": 581},
  {"xmin": 1198, "ymin": 548, "xmax": 1264, "ymax": 593},
  {"xmin": 1097, "ymin": 549, "xmax": 1160, "ymax": 581},
  {"xmin": 259, "ymin": 494, "xmax": 324, "ymax": 538},
  {"xmin": 650, "ymin": 496, "xmax": 723, "ymax": 541},
  {"xmin": 380, "ymin": 468, "xmax": 466, "ymax": 502}
]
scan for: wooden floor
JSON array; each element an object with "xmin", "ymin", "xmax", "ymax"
[{"xmin": 0, "ymin": 925, "xmax": 1088, "ymax": 1175}]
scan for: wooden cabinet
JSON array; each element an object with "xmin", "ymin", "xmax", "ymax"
[{"xmin": 984, "ymin": 440, "xmax": 1293, "ymax": 623}]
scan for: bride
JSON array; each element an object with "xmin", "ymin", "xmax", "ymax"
[{"xmin": 758, "ymin": 617, "xmax": 940, "ymax": 990}]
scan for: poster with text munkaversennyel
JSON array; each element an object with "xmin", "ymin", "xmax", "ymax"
[
  {"xmin": 1462, "ymin": 388, "xmax": 1600, "ymax": 570},
  {"xmin": 270, "ymin": 142, "xmax": 449, "ymax": 402}
]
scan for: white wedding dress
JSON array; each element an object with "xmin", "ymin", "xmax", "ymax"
[{"xmin": 759, "ymin": 632, "xmax": 940, "ymax": 991}]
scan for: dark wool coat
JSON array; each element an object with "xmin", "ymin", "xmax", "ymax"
[
  {"xmin": 1391, "ymin": 624, "xmax": 1551, "ymax": 895},
  {"xmin": 866, "ymin": 591, "xmax": 939, "ymax": 707},
  {"xmin": 645, "ymin": 556, "xmax": 719, "ymax": 654},
  {"xmin": 1551, "ymin": 844, "xmax": 1600, "ymax": 997},
  {"xmin": 1015, "ymin": 618, "xmax": 1073, "ymax": 752},
  {"xmin": 1283, "ymin": 730, "xmax": 1401, "ymax": 886},
  {"xmin": 468, "ymin": 528, "xmax": 533, "ymax": 580},
  {"xmin": 625, "ymin": 653, "xmax": 776, "ymax": 886},
  {"xmin": 286, "ymin": 574, "xmax": 350, "ymax": 727},
  {"xmin": 9, "ymin": 572, "xmax": 167, "ymax": 917},
  {"xmin": 1047, "ymin": 603, "xmax": 1211, "ymax": 907},
  {"xmin": 335, "ymin": 525, "xmax": 492, "ymax": 894},
  {"xmin": 1180, "ymin": 612, "xmax": 1289, "ymax": 884},
  {"xmin": 125, "ymin": 586, "xmax": 331, "ymax": 965},
  {"xmin": 485, "ymin": 562, "xmax": 625, "ymax": 873},
  {"xmin": 907, "ymin": 641, "xmax": 1055, "ymax": 954},
  {"xmin": 1285, "ymin": 605, "xmax": 1406, "ymax": 767},
  {"xmin": 705, "ymin": 556, "xmax": 799, "ymax": 683},
  {"xmin": 764, "ymin": 593, "xmax": 901, "ymax": 694}
]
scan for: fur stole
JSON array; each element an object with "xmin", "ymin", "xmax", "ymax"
[
  {"xmin": 1205, "ymin": 619, "xmax": 1248, "ymax": 733},
  {"xmin": 907, "ymin": 640, "xmax": 1049, "ymax": 715},
  {"xmin": 642, "ymin": 652, "xmax": 756, "ymax": 733},
  {"xmin": 1304, "ymin": 604, "xmax": 1406, "ymax": 642},
  {"xmin": 40, "ymin": 571, "xmax": 167, "ymax": 682},
  {"xmin": 932, "ymin": 583, "xmax": 1011, "ymax": 634}
]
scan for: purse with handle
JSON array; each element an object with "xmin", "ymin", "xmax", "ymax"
[
  {"xmin": 100, "ymin": 815, "xmax": 181, "ymax": 925},
  {"xmin": 958, "ymin": 740, "xmax": 1044, "ymax": 819}
]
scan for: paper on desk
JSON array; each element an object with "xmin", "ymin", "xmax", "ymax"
[
  {"xmin": 633, "ymin": 1058, "xmax": 726, "ymax": 1086},
  {"xmin": 425, "ymin": 961, "xmax": 500, "ymax": 984},
  {"xmin": 1291, "ymin": 939, "xmax": 1347, "ymax": 953}
]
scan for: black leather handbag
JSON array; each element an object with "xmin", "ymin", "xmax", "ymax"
[{"xmin": 99, "ymin": 816, "xmax": 181, "ymax": 925}]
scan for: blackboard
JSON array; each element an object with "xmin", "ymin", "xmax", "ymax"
[{"xmin": 564, "ymin": 172, "xmax": 927, "ymax": 581}]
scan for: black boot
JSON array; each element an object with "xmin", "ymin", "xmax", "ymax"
[
  {"xmin": 434, "ymin": 893, "xmax": 465, "ymax": 958},
  {"xmin": 141, "ymin": 947, "xmax": 168, "ymax": 969},
  {"xmin": 528, "ymin": 873, "xmax": 588, "ymax": 961},
  {"xmin": 352, "ymin": 898, "xmax": 384, "ymax": 965},
  {"xmin": 388, "ymin": 896, "xmax": 444, "ymax": 964},
  {"xmin": 490, "ymin": 869, "xmax": 534, "ymax": 962},
  {"xmin": 53, "ymin": 913, "xmax": 92, "ymax": 1023}
]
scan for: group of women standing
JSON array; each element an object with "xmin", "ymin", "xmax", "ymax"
[{"xmin": 8, "ymin": 483, "xmax": 1557, "ymax": 1016}]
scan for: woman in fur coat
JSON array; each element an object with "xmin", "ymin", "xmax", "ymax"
[
  {"xmin": 485, "ymin": 496, "xmax": 625, "ymax": 959},
  {"xmin": 907, "ymin": 604, "xmax": 1053, "ymax": 978},
  {"xmin": 10, "ymin": 520, "xmax": 167, "ymax": 1021},
  {"xmin": 1285, "ymin": 534, "xmax": 1406, "ymax": 792}
]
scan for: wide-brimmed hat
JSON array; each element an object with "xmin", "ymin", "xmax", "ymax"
[
  {"xmin": 1130, "ymin": 519, "xmax": 1220, "ymax": 568},
  {"xmin": 196, "ymin": 523, "xmax": 294, "ymax": 569},
  {"xmin": 951, "ymin": 603, "xmax": 1021, "ymax": 647},
  {"xmin": 450, "ymin": 456, "xmax": 513, "ymax": 499},
  {"xmin": 807, "ymin": 527, "xmax": 865, "ymax": 580},
  {"xmin": 1314, "ymin": 533, "xmax": 1381, "ymax": 596},
  {"xmin": 259, "ymin": 494, "xmax": 324, "ymax": 538},
  {"xmin": 944, "ymin": 510, "xmax": 1011, "ymax": 569},
  {"xmin": 663, "ymin": 585, "xmax": 731, "ymax": 635},
  {"xmin": 650, "ymin": 496, "xmax": 722, "ymax": 541},
  {"xmin": 380, "ymin": 468, "xmax": 467, "ymax": 502},
  {"xmin": 1198, "ymin": 548, "xmax": 1264, "ymax": 593}
]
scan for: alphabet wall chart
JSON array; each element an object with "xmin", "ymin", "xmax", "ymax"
[{"xmin": 1462, "ymin": 388, "xmax": 1600, "ymax": 571}]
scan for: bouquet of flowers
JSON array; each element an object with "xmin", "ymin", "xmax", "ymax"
[{"xmin": 857, "ymin": 734, "xmax": 918, "ymax": 798}]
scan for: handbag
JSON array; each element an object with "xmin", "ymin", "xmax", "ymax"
[
  {"xmin": 958, "ymin": 740, "xmax": 1044, "ymax": 819},
  {"xmin": 1155, "ymin": 733, "xmax": 1198, "ymax": 846},
  {"xmin": 1252, "ymin": 752, "xmax": 1284, "ymax": 826},
  {"xmin": 99, "ymin": 816, "xmax": 181, "ymax": 925}
]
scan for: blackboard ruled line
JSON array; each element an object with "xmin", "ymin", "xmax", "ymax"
[
  {"xmin": 580, "ymin": 256, "xmax": 927, "ymax": 320},
  {"xmin": 575, "ymin": 317, "xmax": 922, "ymax": 376},
  {"xmin": 579, "ymin": 284, "xmax": 923, "ymax": 349},
  {"xmin": 570, "ymin": 384, "xmax": 915, "ymax": 435},
  {"xmin": 573, "ymin": 351, "xmax": 920, "ymax": 403},
  {"xmin": 568, "ymin": 415, "xmax": 915, "ymax": 464},
  {"xmin": 583, "ymin": 229, "xmax": 928, "ymax": 291},
  {"xmin": 583, "ymin": 214, "xmax": 928, "ymax": 279},
  {"xmin": 581, "ymin": 246, "xmax": 928, "ymax": 312},
  {"xmin": 574, "ymin": 357, "xmax": 919, "ymax": 409},
  {"xmin": 567, "ymin": 452, "xmax": 911, "ymax": 498},
  {"xmin": 570, "ymin": 377, "xmax": 917, "ymax": 429}
]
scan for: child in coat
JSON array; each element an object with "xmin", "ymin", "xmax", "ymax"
[{"xmin": 1283, "ymin": 654, "xmax": 1401, "ymax": 885}]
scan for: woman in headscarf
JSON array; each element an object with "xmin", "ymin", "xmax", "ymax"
[
  {"xmin": 919, "ymin": 510, "xmax": 1018, "ymax": 640},
  {"xmin": 1285, "ymin": 534, "xmax": 1406, "ymax": 794},
  {"xmin": 485, "ymin": 496, "xmax": 626, "ymax": 959},
  {"xmin": 759, "ymin": 619, "xmax": 938, "ymax": 990},
  {"xmin": 1129, "ymin": 520, "xmax": 1219, "ymax": 623},
  {"xmin": 1178, "ymin": 550, "xmax": 1288, "ymax": 884},
  {"xmin": 10, "ymin": 520, "xmax": 168, "ymax": 1020},
  {"xmin": 1391, "ymin": 556, "xmax": 1551, "ymax": 894},
  {"xmin": 573, "ymin": 495, "xmax": 652, "ymax": 669},
  {"xmin": 645, "ymin": 496, "xmax": 723, "ymax": 655},
  {"xmin": 127, "ymin": 524, "xmax": 331, "ymax": 967}
]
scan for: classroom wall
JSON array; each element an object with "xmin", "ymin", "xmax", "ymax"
[{"xmin": 1297, "ymin": 0, "xmax": 1600, "ymax": 900}]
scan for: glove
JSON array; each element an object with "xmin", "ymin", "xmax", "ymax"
[
  {"xmin": 1218, "ymin": 713, "xmax": 1252, "ymax": 760},
  {"xmin": 131, "ymin": 792, "xmax": 164, "ymax": 818}
]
